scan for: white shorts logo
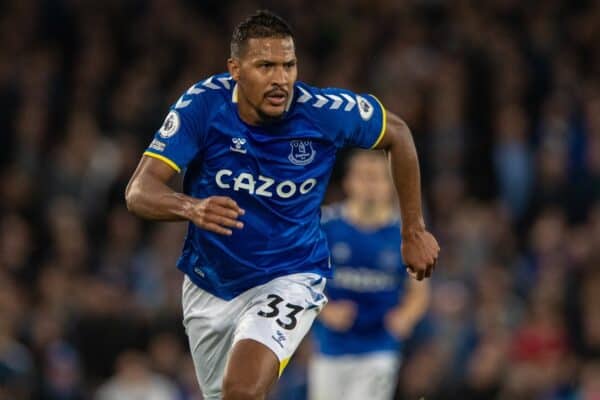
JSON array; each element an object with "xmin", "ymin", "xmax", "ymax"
[
  {"xmin": 356, "ymin": 95, "xmax": 374, "ymax": 121},
  {"xmin": 159, "ymin": 110, "xmax": 180, "ymax": 138}
]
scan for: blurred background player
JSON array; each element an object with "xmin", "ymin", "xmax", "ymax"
[{"xmin": 309, "ymin": 150, "xmax": 430, "ymax": 400}]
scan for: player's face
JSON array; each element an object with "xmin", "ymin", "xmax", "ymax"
[
  {"xmin": 228, "ymin": 37, "xmax": 297, "ymax": 125},
  {"xmin": 344, "ymin": 153, "xmax": 394, "ymax": 206}
]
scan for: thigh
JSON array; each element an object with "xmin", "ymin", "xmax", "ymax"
[
  {"xmin": 308, "ymin": 355, "xmax": 347, "ymax": 400},
  {"xmin": 222, "ymin": 338, "xmax": 280, "ymax": 399}
]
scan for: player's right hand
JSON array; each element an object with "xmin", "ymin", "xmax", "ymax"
[
  {"xmin": 319, "ymin": 300, "xmax": 357, "ymax": 332},
  {"xmin": 189, "ymin": 196, "xmax": 245, "ymax": 235}
]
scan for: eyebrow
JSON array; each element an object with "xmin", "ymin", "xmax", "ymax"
[{"xmin": 253, "ymin": 58, "xmax": 297, "ymax": 64}]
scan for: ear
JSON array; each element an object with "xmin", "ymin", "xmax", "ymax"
[{"xmin": 227, "ymin": 58, "xmax": 240, "ymax": 81}]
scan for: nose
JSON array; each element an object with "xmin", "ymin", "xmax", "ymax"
[{"xmin": 272, "ymin": 65, "xmax": 288, "ymax": 87}]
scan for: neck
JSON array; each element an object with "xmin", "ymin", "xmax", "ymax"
[
  {"xmin": 237, "ymin": 97, "xmax": 263, "ymax": 126},
  {"xmin": 343, "ymin": 200, "xmax": 395, "ymax": 229}
]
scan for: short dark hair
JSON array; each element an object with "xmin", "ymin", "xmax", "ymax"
[{"xmin": 230, "ymin": 10, "xmax": 294, "ymax": 58}]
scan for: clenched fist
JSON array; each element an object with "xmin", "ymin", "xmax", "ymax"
[{"xmin": 401, "ymin": 228, "xmax": 440, "ymax": 280}]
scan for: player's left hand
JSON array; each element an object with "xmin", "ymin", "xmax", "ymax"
[
  {"xmin": 318, "ymin": 300, "xmax": 357, "ymax": 332},
  {"xmin": 401, "ymin": 228, "xmax": 439, "ymax": 281}
]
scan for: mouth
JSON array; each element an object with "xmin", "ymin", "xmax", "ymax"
[{"xmin": 265, "ymin": 90, "xmax": 288, "ymax": 106}]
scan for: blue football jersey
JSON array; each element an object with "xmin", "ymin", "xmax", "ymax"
[
  {"xmin": 312, "ymin": 204, "xmax": 408, "ymax": 356},
  {"xmin": 143, "ymin": 73, "xmax": 387, "ymax": 300}
]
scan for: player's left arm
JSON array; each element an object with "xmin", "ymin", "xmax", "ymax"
[
  {"xmin": 384, "ymin": 278, "xmax": 430, "ymax": 339},
  {"xmin": 373, "ymin": 111, "xmax": 440, "ymax": 280}
]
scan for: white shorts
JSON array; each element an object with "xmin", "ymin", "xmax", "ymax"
[
  {"xmin": 309, "ymin": 352, "xmax": 400, "ymax": 400},
  {"xmin": 182, "ymin": 273, "xmax": 327, "ymax": 400}
]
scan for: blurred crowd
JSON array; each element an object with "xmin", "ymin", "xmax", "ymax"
[{"xmin": 1, "ymin": 0, "xmax": 599, "ymax": 399}]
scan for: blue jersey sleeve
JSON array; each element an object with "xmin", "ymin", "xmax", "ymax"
[
  {"xmin": 298, "ymin": 84, "xmax": 387, "ymax": 149},
  {"xmin": 143, "ymin": 83, "xmax": 208, "ymax": 172}
]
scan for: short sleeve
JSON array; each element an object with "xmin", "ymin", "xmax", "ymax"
[
  {"xmin": 307, "ymin": 87, "xmax": 387, "ymax": 149},
  {"xmin": 143, "ymin": 89, "xmax": 207, "ymax": 173},
  {"xmin": 342, "ymin": 93, "xmax": 387, "ymax": 149}
]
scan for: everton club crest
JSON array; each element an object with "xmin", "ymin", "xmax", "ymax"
[{"xmin": 288, "ymin": 140, "xmax": 316, "ymax": 166}]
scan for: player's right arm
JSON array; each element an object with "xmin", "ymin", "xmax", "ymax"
[
  {"xmin": 125, "ymin": 80, "xmax": 244, "ymax": 236},
  {"xmin": 125, "ymin": 156, "xmax": 244, "ymax": 236}
]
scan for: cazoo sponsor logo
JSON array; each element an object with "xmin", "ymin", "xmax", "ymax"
[{"xmin": 215, "ymin": 169, "xmax": 317, "ymax": 199}]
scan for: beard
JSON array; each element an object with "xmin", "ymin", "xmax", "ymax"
[{"xmin": 256, "ymin": 106, "xmax": 286, "ymax": 124}]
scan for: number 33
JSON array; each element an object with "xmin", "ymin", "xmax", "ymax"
[{"xmin": 257, "ymin": 294, "xmax": 304, "ymax": 330}]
